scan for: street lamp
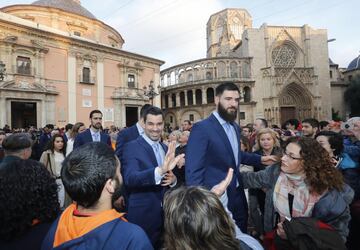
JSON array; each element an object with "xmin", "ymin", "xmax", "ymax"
[
  {"xmin": 143, "ymin": 80, "xmax": 159, "ymax": 105},
  {"xmin": 0, "ymin": 61, "xmax": 6, "ymax": 81}
]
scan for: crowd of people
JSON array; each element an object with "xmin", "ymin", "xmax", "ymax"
[{"xmin": 0, "ymin": 82, "xmax": 359, "ymax": 250}]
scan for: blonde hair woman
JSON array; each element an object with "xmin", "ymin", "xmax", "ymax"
[{"xmin": 250, "ymin": 128, "xmax": 282, "ymax": 240}]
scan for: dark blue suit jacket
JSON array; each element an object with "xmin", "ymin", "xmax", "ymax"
[
  {"xmin": 122, "ymin": 136, "xmax": 167, "ymax": 247},
  {"xmin": 185, "ymin": 114, "xmax": 261, "ymax": 232},
  {"xmin": 73, "ymin": 129, "xmax": 111, "ymax": 149},
  {"xmin": 39, "ymin": 132, "xmax": 51, "ymax": 152},
  {"xmin": 115, "ymin": 124, "xmax": 140, "ymax": 162}
]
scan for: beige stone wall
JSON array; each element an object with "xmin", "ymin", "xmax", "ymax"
[{"xmin": 162, "ymin": 7, "xmax": 336, "ymax": 127}]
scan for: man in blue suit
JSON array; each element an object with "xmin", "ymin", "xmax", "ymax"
[
  {"xmin": 122, "ymin": 106, "xmax": 184, "ymax": 249},
  {"xmin": 73, "ymin": 110, "xmax": 111, "ymax": 149},
  {"xmin": 115, "ymin": 104, "xmax": 152, "ymax": 162},
  {"xmin": 185, "ymin": 82, "xmax": 277, "ymax": 232}
]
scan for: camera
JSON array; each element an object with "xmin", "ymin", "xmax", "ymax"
[{"xmin": 341, "ymin": 117, "xmax": 360, "ymax": 131}]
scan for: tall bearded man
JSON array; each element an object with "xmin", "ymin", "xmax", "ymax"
[
  {"xmin": 73, "ymin": 109, "xmax": 111, "ymax": 149},
  {"xmin": 185, "ymin": 82, "xmax": 277, "ymax": 232}
]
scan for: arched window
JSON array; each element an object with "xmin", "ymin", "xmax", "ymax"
[
  {"xmin": 217, "ymin": 61, "xmax": 226, "ymax": 78},
  {"xmin": 196, "ymin": 89, "xmax": 202, "ymax": 105},
  {"xmin": 180, "ymin": 92, "xmax": 185, "ymax": 107},
  {"xmin": 187, "ymin": 90, "xmax": 193, "ymax": 105},
  {"xmin": 243, "ymin": 87, "xmax": 251, "ymax": 102},
  {"xmin": 207, "ymin": 88, "xmax": 215, "ymax": 103},
  {"xmin": 188, "ymin": 74, "xmax": 193, "ymax": 82},
  {"xmin": 230, "ymin": 61, "xmax": 238, "ymax": 78},
  {"xmin": 171, "ymin": 93, "xmax": 176, "ymax": 107},
  {"xmin": 206, "ymin": 71, "xmax": 212, "ymax": 80}
]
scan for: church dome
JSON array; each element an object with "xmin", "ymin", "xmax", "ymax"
[
  {"xmin": 31, "ymin": 0, "xmax": 96, "ymax": 19},
  {"xmin": 347, "ymin": 55, "xmax": 360, "ymax": 71}
]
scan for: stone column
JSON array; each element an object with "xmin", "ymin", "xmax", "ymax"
[
  {"xmin": 41, "ymin": 99, "xmax": 46, "ymax": 127},
  {"xmin": 68, "ymin": 53, "xmax": 77, "ymax": 123},
  {"xmin": 202, "ymin": 87, "xmax": 207, "ymax": 104},
  {"xmin": 0, "ymin": 97, "xmax": 6, "ymax": 127},
  {"xmin": 97, "ymin": 59, "xmax": 105, "ymax": 118},
  {"xmin": 121, "ymin": 100, "xmax": 126, "ymax": 128},
  {"xmin": 176, "ymin": 92, "xmax": 180, "ymax": 107},
  {"xmin": 185, "ymin": 91, "xmax": 188, "ymax": 106},
  {"xmin": 193, "ymin": 90, "xmax": 196, "ymax": 105}
]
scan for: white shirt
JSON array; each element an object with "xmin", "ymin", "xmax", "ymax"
[
  {"xmin": 54, "ymin": 151, "xmax": 65, "ymax": 176},
  {"xmin": 90, "ymin": 128, "xmax": 101, "ymax": 142}
]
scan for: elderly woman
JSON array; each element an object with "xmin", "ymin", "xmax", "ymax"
[
  {"xmin": 241, "ymin": 137, "xmax": 353, "ymax": 242},
  {"xmin": 250, "ymin": 128, "xmax": 282, "ymax": 238}
]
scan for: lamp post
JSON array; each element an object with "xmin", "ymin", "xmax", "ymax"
[
  {"xmin": 143, "ymin": 80, "xmax": 159, "ymax": 105},
  {"xmin": 0, "ymin": 61, "xmax": 6, "ymax": 81}
]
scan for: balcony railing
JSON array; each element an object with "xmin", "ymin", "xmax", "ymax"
[
  {"xmin": 160, "ymin": 57, "xmax": 253, "ymax": 88},
  {"xmin": 12, "ymin": 65, "xmax": 36, "ymax": 76},
  {"xmin": 79, "ymin": 76, "xmax": 96, "ymax": 84}
]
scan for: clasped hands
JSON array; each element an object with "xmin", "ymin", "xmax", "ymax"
[{"xmin": 156, "ymin": 141, "xmax": 185, "ymax": 186}]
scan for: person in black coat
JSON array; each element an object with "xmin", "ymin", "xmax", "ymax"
[{"xmin": 0, "ymin": 159, "xmax": 60, "ymax": 250}]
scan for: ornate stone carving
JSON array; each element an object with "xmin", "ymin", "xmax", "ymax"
[{"xmin": 272, "ymin": 44, "xmax": 296, "ymax": 68}]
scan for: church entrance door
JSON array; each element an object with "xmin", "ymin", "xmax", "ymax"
[{"xmin": 11, "ymin": 101, "xmax": 37, "ymax": 128}]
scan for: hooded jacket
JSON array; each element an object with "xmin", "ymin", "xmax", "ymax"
[{"xmin": 41, "ymin": 204, "xmax": 153, "ymax": 250}]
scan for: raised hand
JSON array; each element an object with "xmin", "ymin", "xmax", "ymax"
[
  {"xmin": 211, "ymin": 168, "xmax": 233, "ymax": 197},
  {"xmin": 158, "ymin": 141, "xmax": 185, "ymax": 175}
]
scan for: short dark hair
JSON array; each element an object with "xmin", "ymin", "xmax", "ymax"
[
  {"xmin": 319, "ymin": 121, "xmax": 329, "ymax": 130},
  {"xmin": 242, "ymin": 126, "xmax": 253, "ymax": 132},
  {"xmin": 183, "ymin": 120, "xmax": 192, "ymax": 125},
  {"xmin": 284, "ymin": 119, "xmax": 300, "ymax": 129},
  {"xmin": 45, "ymin": 124, "xmax": 54, "ymax": 130},
  {"xmin": 256, "ymin": 118, "xmax": 268, "ymax": 128},
  {"xmin": 302, "ymin": 118, "xmax": 319, "ymax": 129},
  {"xmin": 140, "ymin": 104, "xmax": 153, "ymax": 119},
  {"xmin": 65, "ymin": 123, "xmax": 73, "ymax": 131},
  {"xmin": 89, "ymin": 109, "xmax": 103, "ymax": 119},
  {"xmin": 215, "ymin": 82, "xmax": 240, "ymax": 96},
  {"xmin": 2, "ymin": 133, "xmax": 32, "ymax": 152},
  {"xmin": 61, "ymin": 142, "xmax": 117, "ymax": 208},
  {"xmin": 143, "ymin": 106, "xmax": 164, "ymax": 123},
  {"xmin": 315, "ymin": 131, "xmax": 344, "ymax": 156},
  {"xmin": 0, "ymin": 159, "xmax": 60, "ymax": 241}
]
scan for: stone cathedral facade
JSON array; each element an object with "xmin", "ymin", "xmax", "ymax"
[{"xmin": 160, "ymin": 8, "xmax": 333, "ymax": 127}]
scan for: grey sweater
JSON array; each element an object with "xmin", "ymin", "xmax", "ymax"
[{"xmin": 241, "ymin": 164, "xmax": 354, "ymax": 241}]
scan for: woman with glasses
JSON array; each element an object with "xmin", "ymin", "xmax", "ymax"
[
  {"xmin": 241, "ymin": 137, "xmax": 353, "ymax": 243},
  {"xmin": 250, "ymin": 128, "xmax": 282, "ymax": 240}
]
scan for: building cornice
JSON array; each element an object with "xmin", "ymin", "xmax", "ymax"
[{"xmin": 0, "ymin": 13, "xmax": 164, "ymax": 66}]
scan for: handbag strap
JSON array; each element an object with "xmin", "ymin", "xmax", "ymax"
[
  {"xmin": 47, "ymin": 152, "xmax": 55, "ymax": 177},
  {"xmin": 288, "ymin": 193, "xmax": 294, "ymax": 218}
]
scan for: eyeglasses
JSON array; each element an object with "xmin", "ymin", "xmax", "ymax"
[{"xmin": 283, "ymin": 151, "xmax": 302, "ymax": 160}]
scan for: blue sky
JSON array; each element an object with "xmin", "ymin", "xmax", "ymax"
[{"xmin": 1, "ymin": 0, "xmax": 358, "ymax": 69}]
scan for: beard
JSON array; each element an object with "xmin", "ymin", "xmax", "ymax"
[
  {"xmin": 92, "ymin": 122, "xmax": 102, "ymax": 130},
  {"xmin": 112, "ymin": 177, "xmax": 126, "ymax": 211},
  {"xmin": 218, "ymin": 102, "xmax": 237, "ymax": 122}
]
